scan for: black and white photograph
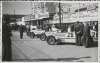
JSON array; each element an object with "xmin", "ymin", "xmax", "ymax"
[
  {"xmin": 2, "ymin": 2, "xmax": 98, "ymax": 62},
  {"xmin": 0, "ymin": 1, "xmax": 1, "ymax": 61},
  {"xmin": 1, "ymin": 0, "xmax": 100, "ymax": 1}
]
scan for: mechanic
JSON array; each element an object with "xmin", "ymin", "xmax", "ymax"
[{"xmin": 74, "ymin": 21, "xmax": 81, "ymax": 46}]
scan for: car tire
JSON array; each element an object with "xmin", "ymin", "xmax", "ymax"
[
  {"xmin": 47, "ymin": 36, "xmax": 56, "ymax": 45},
  {"xmin": 40, "ymin": 34, "xmax": 47, "ymax": 41},
  {"xmin": 30, "ymin": 32, "xmax": 35, "ymax": 38}
]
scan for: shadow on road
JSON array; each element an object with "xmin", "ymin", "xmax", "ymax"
[
  {"xmin": 92, "ymin": 41, "xmax": 98, "ymax": 47},
  {"xmin": 29, "ymin": 56, "xmax": 91, "ymax": 62},
  {"xmin": 57, "ymin": 42, "xmax": 76, "ymax": 45},
  {"xmin": 57, "ymin": 41, "xmax": 98, "ymax": 48},
  {"xmin": 80, "ymin": 56, "xmax": 91, "ymax": 58}
]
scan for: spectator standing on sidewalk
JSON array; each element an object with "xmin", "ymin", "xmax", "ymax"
[
  {"xmin": 19, "ymin": 24, "xmax": 24, "ymax": 39},
  {"xmin": 2, "ymin": 16, "xmax": 12, "ymax": 61},
  {"xmin": 26, "ymin": 25, "xmax": 30, "ymax": 36}
]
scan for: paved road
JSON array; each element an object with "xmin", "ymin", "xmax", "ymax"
[{"xmin": 11, "ymin": 31, "xmax": 98, "ymax": 62}]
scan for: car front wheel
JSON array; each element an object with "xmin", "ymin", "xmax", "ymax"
[
  {"xmin": 30, "ymin": 32, "xmax": 35, "ymax": 38},
  {"xmin": 47, "ymin": 36, "xmax": 56, "ymax": 45},
  {"xmin": 40, "ymin": 34, "xmax": 47, "ymax": 41}
]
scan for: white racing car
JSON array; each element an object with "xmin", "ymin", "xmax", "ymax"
[
  {"xmin": 46, "ymin": 29, "xmax": 97, "ymax": 48},
  {"xmin": 30, "ymin": 26, "xmax": 45, "ymax": 38},
  {"xmin": 40, "ymin": 27, "xmax": 60, "ymax": 41},
  {"xmin": 46, "ymin": 32, "xmax": 76, "ymax": 45},
  {"xmin": 40, "ymin": 31, "xmax": 58, "ymax": 41}
]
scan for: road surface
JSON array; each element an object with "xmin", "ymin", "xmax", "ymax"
[{"xmin": 11, "ymin": 31, "xmax": 98, "ymax": 62}]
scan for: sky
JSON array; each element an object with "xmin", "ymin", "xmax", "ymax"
[
  {"xmin": 2, "ymin": 2, "xmax": 93, "ymax": 15},
  {"xmin": 2, "ymin": 2, "xmax": 32, "ymax": 15},
  {"xmin": 2, "ymin": 2, "xmax": 79, "ymax": 15}
]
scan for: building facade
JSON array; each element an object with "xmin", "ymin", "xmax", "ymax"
[
  {"xmin": 24, "ymin": 2, "xmax": 49, "ymax": 26},
  {"xmin": 53, "ymin": 3, "xmax": 98, "ymax": 24}
]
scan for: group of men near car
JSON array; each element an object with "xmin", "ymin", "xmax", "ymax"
[{"xmin": 74, "ymin": 21, "xmax": 92, "ymax": 46}]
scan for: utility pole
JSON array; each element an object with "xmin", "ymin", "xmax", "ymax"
[
  {"xmin": 59, "ymin": 2, "xmax": 61, "ymax": 29},
  {"xmin": 14, "ymin": 10, "xmax": 16, "ymax": 22}
]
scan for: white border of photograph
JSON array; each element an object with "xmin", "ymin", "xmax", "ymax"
[{"xmin": 1, "ymin": 1, "xmax": 100, "ymax": 63}]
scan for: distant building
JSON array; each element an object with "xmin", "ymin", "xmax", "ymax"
[
  {"xmin": 45, "ymin": 2, "xmax": 56, "ymax": 19},
  {"xmin": 34, "ymin": 2, "xmax": 45, "ymax": 14},
  {"xmin": 23, "ymin": 2, "xmax": 53, "ymax": 26},
  {"xmin": 3, "ymin": 14, "xmax": 26, "ymax": 23},
  {"xmin": 53, "ymin": 3, "xmax": 98, "ymax": 24}
]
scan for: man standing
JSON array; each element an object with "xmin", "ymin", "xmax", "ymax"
[
  {"xmin": 80, "ymin": 22, "xmax": 84, "ymax": 45},
  {"xmin": 19, "ymin": 24, "xmax": 24, "ymax": 39},
  {"xmin": 74, "ymin": 21, "xmax": 81, "ymax": 46},
  {"xmin": 26, "ymin": 25, "xmax": 30, "ymax": 36},
  {"xmin": 2, "ymin": 16, "xmax": 12, "ymax": 61},
  {"xmin": 83, "ymin": 23, "xmax": 91, "ymax": 47}
]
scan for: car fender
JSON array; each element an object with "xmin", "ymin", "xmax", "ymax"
[{"xmin": 47, "ymin": 35, "xmax": 57, "ymax": 40}]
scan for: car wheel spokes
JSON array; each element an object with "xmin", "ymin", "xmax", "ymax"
[
  {"xmin": 48, "ymin": 38, "xmax": 55, "ymax": 44},
  {"xmin": 42, "ymin": 35, "xmax": 45, "ymax": 40}
]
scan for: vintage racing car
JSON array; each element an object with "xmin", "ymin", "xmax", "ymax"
[
  {"xmin": 45, "ymin": 29, "xmax": 97, "ymax": 48},
  {"xmin": 40, "ymin": 27, "xmax": 60, "ymax": 41},
  {"xmin": 40, "ymin": 31, "xmax": 58, "ymax": 41},
  {"xmin": 30, "ymin": 26, "xmax": 45, "ymax": 38}
]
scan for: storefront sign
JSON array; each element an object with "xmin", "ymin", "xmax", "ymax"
[
  {"xmin": 38, "ymin": 12, "xmax": 49, "ymax": 19},
  {"xmin": 62, "ymin": 11, "xmax": 98, "ymax": 23}
]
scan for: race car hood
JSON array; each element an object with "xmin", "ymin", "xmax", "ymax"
[{"xmin": 45, "ymin": 31, "xmax": 57, "ymax": 36}]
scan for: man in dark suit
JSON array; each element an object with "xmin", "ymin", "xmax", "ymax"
[
  {"xmin": 83, "ymin": 23, "xmax": 91, "ymax": 46},
  {"xmin": 26, "ymin": 25, "xmax": 30, "ymax": 36},
  {"xmin": 80, "ymin": 22, "xmax": 84, "ymax": 45},
  {"xmin": 74, "ymin": 21, "xmax": 81, "ymax": 46},
  {"xmin": 2, "ymin": 16, "xmax": 12, "ymax": 61},
  {"xmin": 19, "ymin": 24, "xmax": 24, "ymax": 39}
]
